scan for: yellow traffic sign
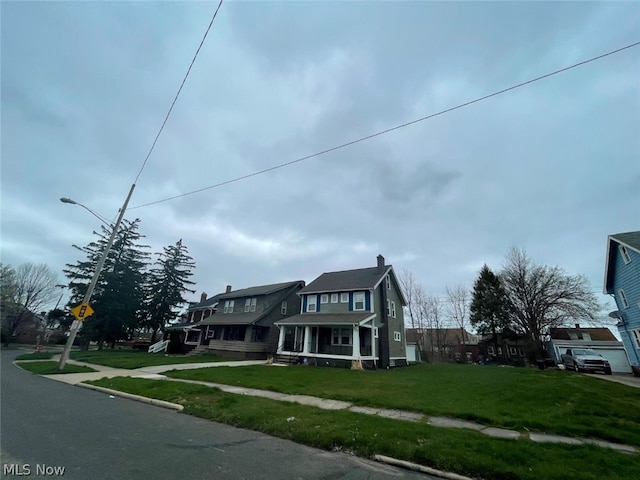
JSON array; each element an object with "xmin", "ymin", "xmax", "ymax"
[{"xmin": 71, "ymin": 302, "xmax": 94, "ymax": 321}]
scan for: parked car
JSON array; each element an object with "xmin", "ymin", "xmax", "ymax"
[{"xmin": 561, "ymin": 348, "xmax": 612, "ymax": 375}]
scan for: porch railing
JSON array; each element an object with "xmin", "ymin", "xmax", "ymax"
[{"xmin": 148, "ymin": 339, "xmax": 169, "ymax": 353}]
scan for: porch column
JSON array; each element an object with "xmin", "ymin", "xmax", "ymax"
[
  {"xmin": 303, "ymin": 326, "xmax": 311, "ymax": 354},
  {"xmin": 277, "ymin": 326, "xmax": 285, "ymax": 353},
  {"xmin": 352, "ymin": 325, "xmax": 361, "ymax": 359},
  {"xmin": 371, "ymin": 326, "xmax": 377, "ymax": 359}
]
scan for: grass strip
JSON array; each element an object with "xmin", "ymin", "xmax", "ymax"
[
  {"xmin": 15, "ymin": 352, "xmax": 57, "ymax": 360},
  {"xmin": 165, "ymin": 364, "xmax": 640, "ymax": 446},
  {"xmin": 18, "ymin": 361, "xmax": 97, "ymax": 375},
  {"xmin": 69, "ymin": 349, "xmax": 228, "ymax": 369},
  {"xmin": 88, "ymin": 376, "xmax": 640, "ymax": 480}
]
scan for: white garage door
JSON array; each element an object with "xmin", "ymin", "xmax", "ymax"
[
  {"xmin": 406, "ymin": 345, "xmax": 417, "ymax": 363},
  {"xmin": 593, "ymin": 349, "xmax": 631, "ymax": 373}
]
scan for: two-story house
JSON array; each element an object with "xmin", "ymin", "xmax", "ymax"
[
  {"xmin": 275, "ymin": 255, "xmax": 407, "ymax": 369},
  {"xmin": 196, "ymin": 281, "xmax": 304, "ymax": 360},
  {"xmin": 604, "ymin": 231, "xmax": 640, "ymax": 376}
]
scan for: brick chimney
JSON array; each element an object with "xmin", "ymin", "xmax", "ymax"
[
  {"xmin": 575, "ymin": 323, "xmax": 580, "ymax": 329},
  {"xmin": 377, "ymin": 254, "xmax": 385, "ymax": 272},
  {"xmin": 226, "ymin": 285, "xmax": 232, "ymax": 294},
  {"xmin": 200, "ymin": 292, "xmax": 207, "ymax": 302}
]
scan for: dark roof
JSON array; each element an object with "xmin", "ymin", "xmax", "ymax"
[
  {"xmin": 189, "ymin": 297, "xmax": 219, "ymax": 310},
  {"xmin": 165, "ymin": 321, "xmax": 201, "ymax": 331},
  {"xmin": 549, "ymin": 327, "xmax": 617, "ymax": 342},
  {"xmin": 610, "ymin": 231, "xmax": 640, "ymax": 252},
  {"xmin": 216, "ymin": 281, "xmax": 304, "ymax": 300},
  {"xmin": 299, "ymin": 266, "xmax": 391, "ymax": 294},
  {"xmin": 199, "ymin": 311, "xmax": 266, "ymax": 326},
  {"xmin": 603, "ymin": 231, "xmax": 640, "ymax": 293},
  {"xmin": 405, "ymin": 328, "xmax": 478, "ymax": 345},
  {"xmin": 275, "ymin": 313, "xmax": 375, "ymax": 326}
]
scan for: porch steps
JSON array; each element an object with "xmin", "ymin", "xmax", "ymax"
[
  {"xmin": 186, "ymin": 345, "xmax": 209, "ymax": 356},
  {"xmin": 274, "ymin": 353, "xmax": 300, "ymax": 365}
]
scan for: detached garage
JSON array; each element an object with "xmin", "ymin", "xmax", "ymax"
[{"xmin": 547, "ymin": 326, "xmax": 632, "ymax": 374}]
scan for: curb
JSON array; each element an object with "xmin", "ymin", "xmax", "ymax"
[
  {"xmin": 374, "ymin": 455, "xmax": 474, "ymax": 480},
  {"xmin": 77, "ymin": 382, "xmax": 184, "ymax": 412}
]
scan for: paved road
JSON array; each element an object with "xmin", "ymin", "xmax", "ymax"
[{"xmin": 1, "ymin": 350, "xmax": 433, "ymax": 480}]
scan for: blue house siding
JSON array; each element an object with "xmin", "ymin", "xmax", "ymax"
[{"xmin": 610, "ymin": 246, "xmax": 640, "ymax": 368}]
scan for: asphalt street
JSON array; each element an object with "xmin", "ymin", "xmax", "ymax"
[{"xmin": 1, "ymin": 350, "xmax": 434, "ymax": 480}]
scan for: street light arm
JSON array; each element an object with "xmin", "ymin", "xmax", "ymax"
[{"xmin": 60, "ymin": 197, "xmax": 112, "ymax": 228}]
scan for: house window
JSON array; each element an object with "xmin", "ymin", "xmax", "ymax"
[
  {"xmin": 510, "ymin": 347, "xmax": 517, "ymax": 355},
  {"xmin": 518, "ymin": 348, "xmax": 524, "ymax": 356},
  {"xmin": 620, "ymin": 245, "xmax": 632, "ymax": 264},
  {"xmin": 386, "ymin": 274, "xmax": 391, "ymax": 289},
  {"xmin": 391, "ymin": 301, "xmax": 396, "ymax": 318},
  {"xmin": 332, "ymin": 328, "xmax": 352, "ymax": 345},
  {"xmin": 281, "ymin": 301, "xmax": 287, "ymax": 315},
  {"xmin": 498, "ymin": 347, "xmax": 503, "ymax": 355},
  {"xmin": 223, "ymin": 300, "xmax": 234, "ymax": 313},
  {"xmin": 373, "ymin": 327, "xmax": 379, "ymax": 338},
  {"xmin": 307, "ymin": 295, "xmax": 317, "ymax": 312},
  {"xmin": 393, "ymin": 331, "xmax": 401, "ymax": 342},
  {"xmin": 330, "ymin": 293, "xmax": 338, "ymax": 303},
  {"xmin": 226, "ymin": 325, "xmax": 246, "ymax": 341},
  {"xmin": 251, "ymin": 326, "xmax": 269, "ymax": 342},
  {"xmin": 619, "ymin": 289, "xmax": 630, "ymax": 309},
  {"xmin": 244, "ymin": 297, "xmax": 257, "ymax": 312},
  {"xmin": 488, "ymin": 346, "xmax": 495, "ymax": 355},
  {"xmin": 320, "ymin": 294, "xmax": 329, "ymax": 304},
  {"xmin": 353, "ymin": 291, "xmax": 365, "ymax": 311},
  {"xmin": 631, "ymin": 329, "xmax": 640, "ymax": 349},
  {"xmin": 386, "ymin": 299, "xmax": 391, "ymax": 316},
  {"xmin": 340, "ymin": 292, "xmax": 349, "ymax": 303}
]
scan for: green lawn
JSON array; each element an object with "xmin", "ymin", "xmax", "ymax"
[
  {"xmin": 18, "ymin": 361, "xmax": 97, "ymax": 375},
  {"xmin": 88, "ymin": 376, "xmax": 640, "ymax": 480},
  {"xmin": 15, "ymin": 351, "xmax": 57, "ymax": 361},
  {"xmin": 69, "ymin": 349, "xmax": 229, "ymax": 369},
  {"xmin": 164, "ymin": 363, "xmax": 640, "ymax": 446}
]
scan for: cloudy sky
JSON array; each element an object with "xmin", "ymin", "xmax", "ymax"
[{"xmin": 2, "ymin": 1, "xmax": 638, "ymax": 324}]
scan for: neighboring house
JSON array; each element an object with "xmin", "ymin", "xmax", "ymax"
[
  {"xmin": 9, "ymin": 311, "xmax": 46, "ymax": 344},
  {"xmin": 163, "ymin": 320, "xmax": 203, "ymax": 354},
  {"xmin": 405, "ymin": 328, "xmax": 480, "ymax": 364},
  {"xmin": 604, "ymin": 231, "xmax": 640, "ymax": 376},
  {"xmin": 274, "ymin": 255, "xmax": 407, "ymax": 369},
  {"xmin": 195, "ymin": 281, "xmax": 305, "ymax": 360},
  {"xmin": 546, "ymin": 325, "xmax": 631, "ymax": 373},
  {"xmin": 478, "ymin": 330, "xmax": 530, "ymax": 366}
]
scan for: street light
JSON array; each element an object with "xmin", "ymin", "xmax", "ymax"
[
  {"xmin": 57, "ymin": 184, "xmax": 137, "ymax": 370},
  {"xmin": 60, "ymin": 198, "xmax": 113, "ymax": 228}
]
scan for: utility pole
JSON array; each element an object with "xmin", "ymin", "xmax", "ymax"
[{"xmin": 57, "ymin": 184, "xmax": 136, "ymax": 370}]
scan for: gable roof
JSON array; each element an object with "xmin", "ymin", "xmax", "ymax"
[
  {"xmin": 299, "ymin": 264, "xmax": 407, "ymax": 304},
  {"xmin": 603, "ymin": 231, "xmax": 640, "ymax": 293},
  {"xmin": 215, "ymin": 280, "xmax": 304, "ymax": 300},
  {"xmin": 549, "ymin": 327, "xmax": 617, "ymax": 342}
]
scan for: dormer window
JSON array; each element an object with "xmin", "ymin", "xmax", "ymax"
[
  {"xmin": 386, "ymin": 274, "xmax": 391, "ymax": 289},
  {"xmin": 244, "ymin": 297, "xmax": 257, "ymax": 312},
  {"xmin": 307, "ymin": 295, "xmax": 317, "ymax": 312},
  {"xmin": 353, "ymin": 292, "xmax": 365, "ymax": 311},
  {"xmin": 620, "ymin": 245, "xmax": 632, "ymax": 264},
  {"xmin": 223, "ymin": 300, "xmax": 234, "ymax": 313}
]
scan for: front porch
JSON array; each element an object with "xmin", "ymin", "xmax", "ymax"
[{"xmin": 276, "ymin": 318, "xmax": 378, "ymax": 368}]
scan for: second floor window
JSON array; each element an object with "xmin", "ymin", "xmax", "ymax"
[
  {"xmin": 244, "ymin": 297, "xmax": 257, "ymax": 312},
  {"xmin": 331, "ymin": 293, "xmax": 338, "ymax": 303},
  {"xmin": 353, "ymin": 292, "xmax": 365, "ymax": 311},
  {"xmin": 281, "ymin": 301, "xmax": 287, "ymax": 315},
  {"xmin": 307, "ymin": 295, "xmax": 317, "ymax": 312},
  {"xmin": 340, "ymin": 292, "xmax": 349, "ymax": 303},
  {"xmin": 391, "ymin": 301, "xmax": 396, "ymax": 318},
  {"xmin": 620, "ymin": 245, "xmax": 632, "ymax": 264},
  {"xmin": 223, "ymin": 300, "xmax": 234, "ymax": 314},
  {"xmin": 320, "ymin": 294, "xmax": 329, "ymax": 304},
  {"xmin": 619, "ymin": 289, "xmax": 630, "ymax": 309}
]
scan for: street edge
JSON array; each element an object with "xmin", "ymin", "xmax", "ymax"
[
  {"xmin": 77, "ymin": 382, "xmax": 185, "ymax": 412},
  {"xmin": 373, "ymin": 455, "xmax": 475, "ymax": 480}
]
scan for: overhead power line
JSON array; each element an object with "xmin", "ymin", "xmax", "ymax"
[
  {"xmin": 130, "ymin": 40, "xmax": 640, "ymax": 210},
  {"xmin": 133, "ymin": 0, "xmax": 225, "ymax": 184}
]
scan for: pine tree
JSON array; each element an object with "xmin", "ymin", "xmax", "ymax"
[
  {"xmin": 144, "ymin": 239, "xmax": 196, "ymax": 344},
  {"xmin": 469, "ymin": 264, "xmax": 511, "ymax": 359},
  {"xmin": 63, "ymin": 218, "xmax": 151, "ymax": 349}
]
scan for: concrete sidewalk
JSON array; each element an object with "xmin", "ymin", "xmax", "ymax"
[{"xmin": 20, "ymin": 356, "xmax": 639, "ymax": 455}]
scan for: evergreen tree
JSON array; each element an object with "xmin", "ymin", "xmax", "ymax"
[
  {"xmin": 144, "ymin": 239, "xmax": 196, "ymax": 343},
  {"xmin": 63, "ymin": 218, "xmax": 150, "ymax": 349},
  {"xmin": 469, "ymin": 264, "xmax": 511, "ymax": 359}
]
